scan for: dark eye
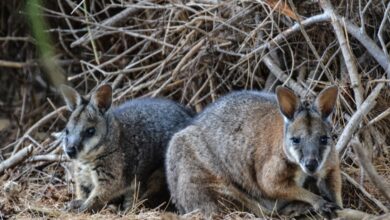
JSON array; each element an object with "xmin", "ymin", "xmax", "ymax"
[
  {"xmin": 65, "ymin": 128, "xmax": 69, "ymax": 135},
  {"xmin": 320, "ymin": 136, "xmax": 328, "ymax": 145},
  {"xmin": 84, "ymin": 127, "xmax": 96, "ymax": 138},
  {"xmin": 291, "ymin": 137, "xmax": 300, "ymax": 144}
]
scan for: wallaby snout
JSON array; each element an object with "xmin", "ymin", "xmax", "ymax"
[
  {"xmin": 303, "ymin": 158, "xmax": 319, "ymax": 173},
  {"xmin": 65, "ymin": 145, "xmax": 77, "ymax": 159},
  {"xmin": 64, "ymin": 146, "xmax": 77, "ymax": 158},
  {"xmin": 298, "ymin": 140, "xmax": 327, "ymax": 175},
  {"xmin": 64, "ymin": 135, "xmax": 81, "ymax": 158}
]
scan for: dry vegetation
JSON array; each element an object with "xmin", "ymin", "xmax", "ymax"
[{"xmin": 0, "ymin": 0, "xmax": 389, "ymax": 219}]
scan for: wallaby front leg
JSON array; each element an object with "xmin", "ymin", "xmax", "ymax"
[
  {"xmin": 213, "ymin": 182, "xmax": 272, "ymax": 216},
  {"xmin": 74, "ymin": 170, "xmax": 93, "ymax": 203},
  {"xmin": 77, "ymin": 181, "xmax": 119, "ymax": 212},
  {"xmin": 77, "ymin": 167, "xmax": 122, "ymax": 213},
  {"xmin": 318, "ymin": 168, "xmax": 342, "ymax": 207},
  {"xmin": 65, "ymin": 165, "xmax": 93, "ymax": 211},
  {"xmin": 261, "ymin": 179, "xmax": 339, "ymax": 218}
]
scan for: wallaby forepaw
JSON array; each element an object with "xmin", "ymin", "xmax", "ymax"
[
  {"xmin": 316, "ymin": 200, "xmax": 340, "ymax": 219},
  {"xmin": 65, "ymin": 199, "xmax": 85, "ymax": 213}
]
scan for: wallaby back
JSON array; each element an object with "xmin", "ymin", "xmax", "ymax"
[
  {"xmin": 61, "ymin": 84, "xmax": 193, "ymax": 212},
  {"xmin": 166, "ymin": 87, "xmax": 341, "ymax": 217}
]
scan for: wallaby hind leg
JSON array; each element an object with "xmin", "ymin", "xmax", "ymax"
[
  {"xmin": 179, "ymin": 170, "xmax": 225, "ymax": 216},
  {"xmin": 141, "ymin": 168, "xmax": 174, "ymax": 210},
  {"xmin": 167, "ymin": 127, "xmax": 226, "ymax": 216},
  {"xmin": 278, "ymin": 201, "xmax": 313, "ymax": 217}
]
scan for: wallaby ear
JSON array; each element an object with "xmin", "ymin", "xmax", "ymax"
[
  {"xmin": 91, "ymin": 84, "xmax": 112, "ymax": 113},
  {"xmin": 315, "ymin": 86, "xmax": 338, "ymax": 119},
  {"xmin": 276, "ymin": 86, "xmax": 300, "ymax": 120},
  {"xmin": 60, "ymin": 84, "xmax": 81, "ymax": 111}
]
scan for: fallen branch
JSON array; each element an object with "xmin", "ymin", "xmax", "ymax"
[
  {"xmin": 28, "ymin": 154, "xmax": 69, "ymax": 163},
  {"xmin": 0, "ymin": 145, "xmax": 33, "ymax": 175}
]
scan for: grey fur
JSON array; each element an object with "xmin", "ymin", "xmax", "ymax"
[{"xmin": 61, "ymin": 84, "xmax": 193, "ymax": 213}]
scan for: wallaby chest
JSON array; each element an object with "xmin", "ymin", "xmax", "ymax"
[{"xmin": 294, "ymin": 169, "xmax": 308, "ymax": 187}]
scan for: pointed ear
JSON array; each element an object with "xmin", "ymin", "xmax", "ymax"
[
  {"xmin": 315, "ymin": 86, "xmax": 338, "ymax": 119},
  {"xmin": 276, "ymin": 86, "xmax": 300, "ymax": 120},
  {"xmin": 91, "ymin": 84, "xmax": 112, "ymax": 113},
  {"xmin": 60, "ymin": 84, "xmax": 81, "ymax": 111}
]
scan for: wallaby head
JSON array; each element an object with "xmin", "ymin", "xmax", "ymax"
[
  {"xmin": 276, "ymin": 86, "xmax": 338, "ymax": 176},
  {"xmin": 60, "ymin": 84, "xmax": 112, "ymax": 159}
]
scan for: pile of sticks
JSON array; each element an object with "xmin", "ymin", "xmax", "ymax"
[{"xmin": 0, "ymin": 0, "xmax": 389, "ymax": 217}]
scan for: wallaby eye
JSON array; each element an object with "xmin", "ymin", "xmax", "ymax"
[
  {"xmin": 320, "ymin": 136, "xmax": 328, "ymax": 145},
  {"xmin": 84, "ymin": 127, "xmax": 96, "ymax": 138},
  {"xmin": 65, "ymin": 128, "xmax": 69, "ymax": 135},
  {"xmin": 291, "ymin": 137, "xmax": 300, "ymax": 144}
]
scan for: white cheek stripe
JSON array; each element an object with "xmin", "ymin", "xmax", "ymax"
[
  {"xmin": 85, "ymin": 136, "xmax": 100, "ymax": 152},
  {"xmin": 288, "ymin": 147, "xmax": 300, "ymax": 164}
]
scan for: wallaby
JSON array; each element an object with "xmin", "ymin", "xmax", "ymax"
[
  {"xmin": 60, "ymin": 84, "xmax": 193, "ymax": 213},
  {"xmin": 166, "ymin": 86, "xmax": 342, "ymax": 218}
]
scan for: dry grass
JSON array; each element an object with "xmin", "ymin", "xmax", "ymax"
[{"xmin": 0, "ymin": 0, "xmax": 389, "ymax": 219}]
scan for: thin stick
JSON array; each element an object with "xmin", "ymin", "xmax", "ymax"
[
  {"xmin": 342, "ymin": 172, "xmax": 388, "ymax": 212},
  {"xmin": 71, "ymin": 4, "xmax": 145, "ymax": 47},
  {"xmin": 262, "ymin": 53, "xmax": 308, "ymax": 97},
  {"xmin": 0, "ymin": 60, "xmax": 27, "ymax": 68},
  {"xmin": 238, "ymin": 13, "xmax": 331, "ymax": 64},
  {"xmin": 340, "ymin": 17, "xmax": 390, "ymax": 77},
  {"xmin": 12, "ymin": 106, "xmax": 67, "ymax": 155},
  {"xmin": 152, "ymin": 39, "xmax": 205, "ymax": 97},
  {"xmin": 377, "ymin": 2, "xmax": 390, "ymax": 58}
]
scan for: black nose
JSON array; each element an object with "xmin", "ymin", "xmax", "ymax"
[
  {"xmin": 304, "ymin": 159, "xmax": 318, "ymax": 172},
  {"xmin": 66, "ymin": 146, "xmax": 77, "ymax": 158}
]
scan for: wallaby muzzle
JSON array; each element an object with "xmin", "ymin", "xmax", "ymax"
[
  {"xmin": 303, "ymin": 158, "xmax": 319, "ymax": 173},
  {"xmin": 65, "ymin": 135, "xmax": 82, "ymax": 159},
  {"xmin": 301, "ymin": 145, "xmax": 322, "ymax": 175}
]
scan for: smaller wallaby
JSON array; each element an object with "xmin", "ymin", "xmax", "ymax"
[
  {"xmin": 60, "ymin": 84, "xmax": 193, "ymax": 213},
  {"xmin": 166, "ymin": 86, "xmax": 341, "ymax": 218}
]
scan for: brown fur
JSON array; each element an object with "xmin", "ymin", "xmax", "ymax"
[{"xmin": 166, "ymin": 87, "xmax": 341, "ymax": 218}]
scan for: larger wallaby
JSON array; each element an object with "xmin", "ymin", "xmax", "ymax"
[
  {"xmin": 60, "ymin": 84, "xmax": 193, "ymax": 213},
  {"xmin": 166, "ymin": 86, "xmax": 341, "ymax": 218}
]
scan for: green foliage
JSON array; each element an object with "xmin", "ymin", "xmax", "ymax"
[{"xmin": 26, "ymin": 0, "xmax": 65, "ymax": 87}]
